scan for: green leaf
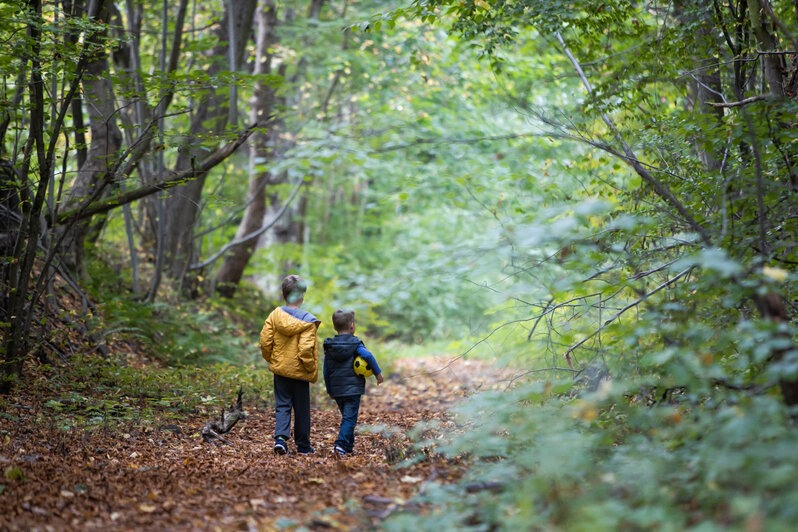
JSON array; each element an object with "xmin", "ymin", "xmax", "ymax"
[{"xmin": 4, "ymin": 467, "xmax": 25, "ymax": 482}]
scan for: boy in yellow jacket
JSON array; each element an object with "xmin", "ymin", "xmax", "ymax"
[{"xmin": 260, "ymin": 275, "xmax": 321, "ymax": 455}]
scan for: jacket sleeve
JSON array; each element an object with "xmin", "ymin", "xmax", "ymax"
[
  {"xmin": 259, "ymin": 316, "xmax": 274, "ymax": 363},
  {"xmin": 357, "ymin": 344, "xmax": 382, "ymax": 375},
  {"xmin": 323, "ymin": 351, "xmax": 330, "ymax": 393},
  {"xmin": 297, "ymin": 322, "xmax": 320, "ymax": 374}
]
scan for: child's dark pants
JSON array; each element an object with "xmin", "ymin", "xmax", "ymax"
[
  {"xmin": 334, "ymin": 395, "xmax": 361, "ymax": 453},
  {"xmin": 273, "ymin": 374, "xmax": 312, "ymax": 452}
]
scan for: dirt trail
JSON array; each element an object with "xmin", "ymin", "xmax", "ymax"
[{"xmin": 1, "ymin": 356, "xmax": 505, "ymax": 531}]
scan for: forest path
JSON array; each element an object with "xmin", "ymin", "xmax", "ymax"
[{"xmin": 2, "ymin": 356, "xmax": 507, "ymax": 531}]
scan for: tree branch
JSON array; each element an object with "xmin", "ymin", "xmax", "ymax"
[
  {"xmin": 189, "ymin": 178, "xmax": 304, "ymax": 270},
  {"xmin": 556, "ymin": 32, "xmax": 713, "ymax": 246},
  {"xmin": 561, "ymin": 268, "xmax": 692, "ymax": 361},
  {"xmin": 55, "ymin": 123, "xmax": 260, "ymax": 225},
  {"xmin": 373, "ymin": 132, "xmax": 539, "ymax": 153},
  {"xmin": 502, "ymin": 367, "xmax": 580, "ymax": 390},
  {"xmin": 707, "ymin": 95, "xmax": 767, "ymax": 107}
]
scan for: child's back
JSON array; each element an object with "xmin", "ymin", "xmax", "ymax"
[
  {"xmin": 323, "ymin": 333, "xmax": 369, "ymax": 397},
  {"xmin": 260, "ymin": 275, "xmax": 320, "ymax": 455},
  {"xmin": 261, "ymin": 305, "xmax": 320, "ymax": 382},
  {"xmin": 322, "ymin": 308, "xmax": 382, "ymax": 455}
]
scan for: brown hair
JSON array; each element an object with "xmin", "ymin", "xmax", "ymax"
[
  {"xmin": 332, "ymin": 308, "xmax": 355, "ymax": 332},
  {"xmin": 281, "ymin": 274, "xmax": 307, "ymax": 303}
]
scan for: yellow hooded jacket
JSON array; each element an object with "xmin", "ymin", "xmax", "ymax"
[{"xmin": 260, "ymin": 306, "xmax": 321, "ymax": 382}]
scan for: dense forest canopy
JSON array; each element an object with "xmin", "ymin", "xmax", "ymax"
[{"xmin": 1, "ymin": 0, "xmax": 798, "ymax": 529}]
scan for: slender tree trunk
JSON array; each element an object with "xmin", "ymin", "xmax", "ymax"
[
  {"xmin": 748, "ymin": 0, "xmax": 784, "ymax": 96},
  {"xmin": 112, "ymin": 0, "xmax": 188, "ymax": 251},
  {"xmin": 2, "ymin": 0, "xmax": 70, "ymax": 392},
  {"xmin": 60, "ymin": 0, "xmax": 122, "ymax": 277},
  {"xmin": 163, "ymin": 0, "xmax": 257, "ymax": 290},
  {"xmin": 261, "ymin": 0, "xmax": 328, "ymax": 277},
  {"xmin": 63, "ymin": 0, "xmax": 87, "ymax": 169},
  {"xmin": 308, "ymin": 0, "xmax": 325, "ymax": 19},
  {"xmin": 695, "ymin": 64, "xmax": 725, "ymax": 171},
  {"xmin": 678, "ymin": 3, "xmax": 725, "ymax": 171},
  {"xmin": 215, "ymin": 0, "xmax": 279, "ymax": 298},
  {"xmin": 753, "ymin": 293, "xmax": 798, "ymax": 407},
  {"xmin": 145, "ymin": 0, "xmax": 171, "ymax": 302}
]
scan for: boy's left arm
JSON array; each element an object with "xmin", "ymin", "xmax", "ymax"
[
  {"xmin": 323, "ymin": 353, "xmax": 332, "ymax": 395},
  {"xmin": 357, "ymin": 344, "xmax": 383, "ymax": 384},
  {"xmin": 259, "ymin": 316, "xmax": 274, "ymax": 363}
]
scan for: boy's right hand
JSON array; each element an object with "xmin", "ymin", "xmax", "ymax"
[{"xmin": 376, "ymin": 373, "xmax": 384, "ymax": 385}]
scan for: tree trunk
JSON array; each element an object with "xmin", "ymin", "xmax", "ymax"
[
  {"xmin": 60, "ymin": 0, "xmax": 122, "ymax": 277},
  {"xmin": 695, "ymin": 63, "xmax": 725, "ymax": 171},
  {"xmin": 308, "ymin": 0, "xmax": 325, "ymax": 19},
  {"xmin": 753, "ymin": 292, "xmax": 798, "ymax": 407},
  {"xmin": 163, "ymin": 0, "xmax": 257, "ymax": 288},
  {"xmin": 215, "ymin": 0, "xmax": 280, "ymax": 298},
  {"xmin": 3, "ymin": 0, "xmax": 66, "ymax": 393},
  {"xmin": 63, "ymin": 0, "xmax": 87, "ymax": 169},
  {"xmin": 110, "ymin": 0, "xmax": 188, "ymax": 251},
  {"xmin": 748, "ymin": 0, "xmax": 784, "ymax": 96},
  {"xmin": 259, "ymin": 0, "xmax": 328, "ymax": 278}
]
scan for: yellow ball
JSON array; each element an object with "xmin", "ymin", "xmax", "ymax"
[{"xmin": 353, "ymin": 356, "xmax": 373, "ymax": 378}]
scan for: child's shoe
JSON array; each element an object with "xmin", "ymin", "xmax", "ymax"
[
  {"xmin": 297, "ymin": 447, "xmax": 315, "ymax": 455},
  {"xmin": 333, "ymin": 445, "xmax": 347, "ymax": 456},
  {"xmin": 274, "ymin": 438, "xmax": 287, "ymax": 455}
]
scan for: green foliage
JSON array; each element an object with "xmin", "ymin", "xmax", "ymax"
[
  {"xmin": 35, "ymin": 352, "xmax": 272, "ymax": 432},
  {"xmin": 83, "ymin": 254, "xmax": 274, "ymax": 366},
  {"xmin": 387, "ymin": 374, "xmax": 798, "ymax": 531},
  {"xmin": 234, "ymin": 11, "xmax": 542, "ymax": 341},
  {"xmin": 322, "ymin": 1, "xmax": 798, "ymax": 530}
]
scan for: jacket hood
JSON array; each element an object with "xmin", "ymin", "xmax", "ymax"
[
  {"xmin": 323, "ymin": 334, "xmax": 361, "ymax": 362},
  {"xmin": 272, "ymin": 306, "xmax": 320, "ymax": 336}
]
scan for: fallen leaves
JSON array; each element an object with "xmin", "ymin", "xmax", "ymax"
[{"xmin": 0, "ymin": 355, "xmax": 506, "ymax": 530}]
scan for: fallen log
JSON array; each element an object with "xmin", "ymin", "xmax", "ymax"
[{"xmin": 201, "ymin": 389, "xmax": 247, "ymax": 445}]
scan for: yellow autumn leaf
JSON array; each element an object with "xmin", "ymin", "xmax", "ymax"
[{"xmin": 763, "ymin": 266, "xmax": 788, "ymax": 282}]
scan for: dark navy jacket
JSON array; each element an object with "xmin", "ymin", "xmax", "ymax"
[{"xmin": 323, "ymin": 334, "xmax": 381, "ymax": 398}]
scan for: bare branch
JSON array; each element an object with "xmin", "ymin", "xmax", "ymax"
[
  {"xmin": 675, "ymin": 51, "xmax": 796, "ymax": 79},
  {"xmin": 502, "ymin": 367, "xmax": 580, "ymax": 390},
  {"xmin": 562, "ymin": 268, "xmax": 692, "ymax": 361},
  {"xmin": 527, "ymin": 298, "xmax": 554, "ymax": 340},
  {"xmin": 189, "ymin": 178, "xmax": 304, "ymax": 270},
  {"xmin": 556, "ymin": 32, "xmax": 712, "ymax": 246},
  {"xmin": 373, "ymin": 132, "xmax": 539, "ymax": 153},
  {"xmin": 55, "ymin": 123, "xmax": 260, "ymax": 225},
  {"xmin": 707, "ymin": 95, "xmax": 767, "ymax": 108}
]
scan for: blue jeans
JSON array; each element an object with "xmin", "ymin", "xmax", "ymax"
[
  {"xmin": 334, "ymin": 395, "xmax": 361, "ymax": 453},
  {"xmin": 274, "ymin": 374, "xmax": 312, "ymax": 452}
]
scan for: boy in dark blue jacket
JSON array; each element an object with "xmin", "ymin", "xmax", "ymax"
[{"xmin": 323, "ymin": 308, "xmax": 383, "ymax": 455}]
